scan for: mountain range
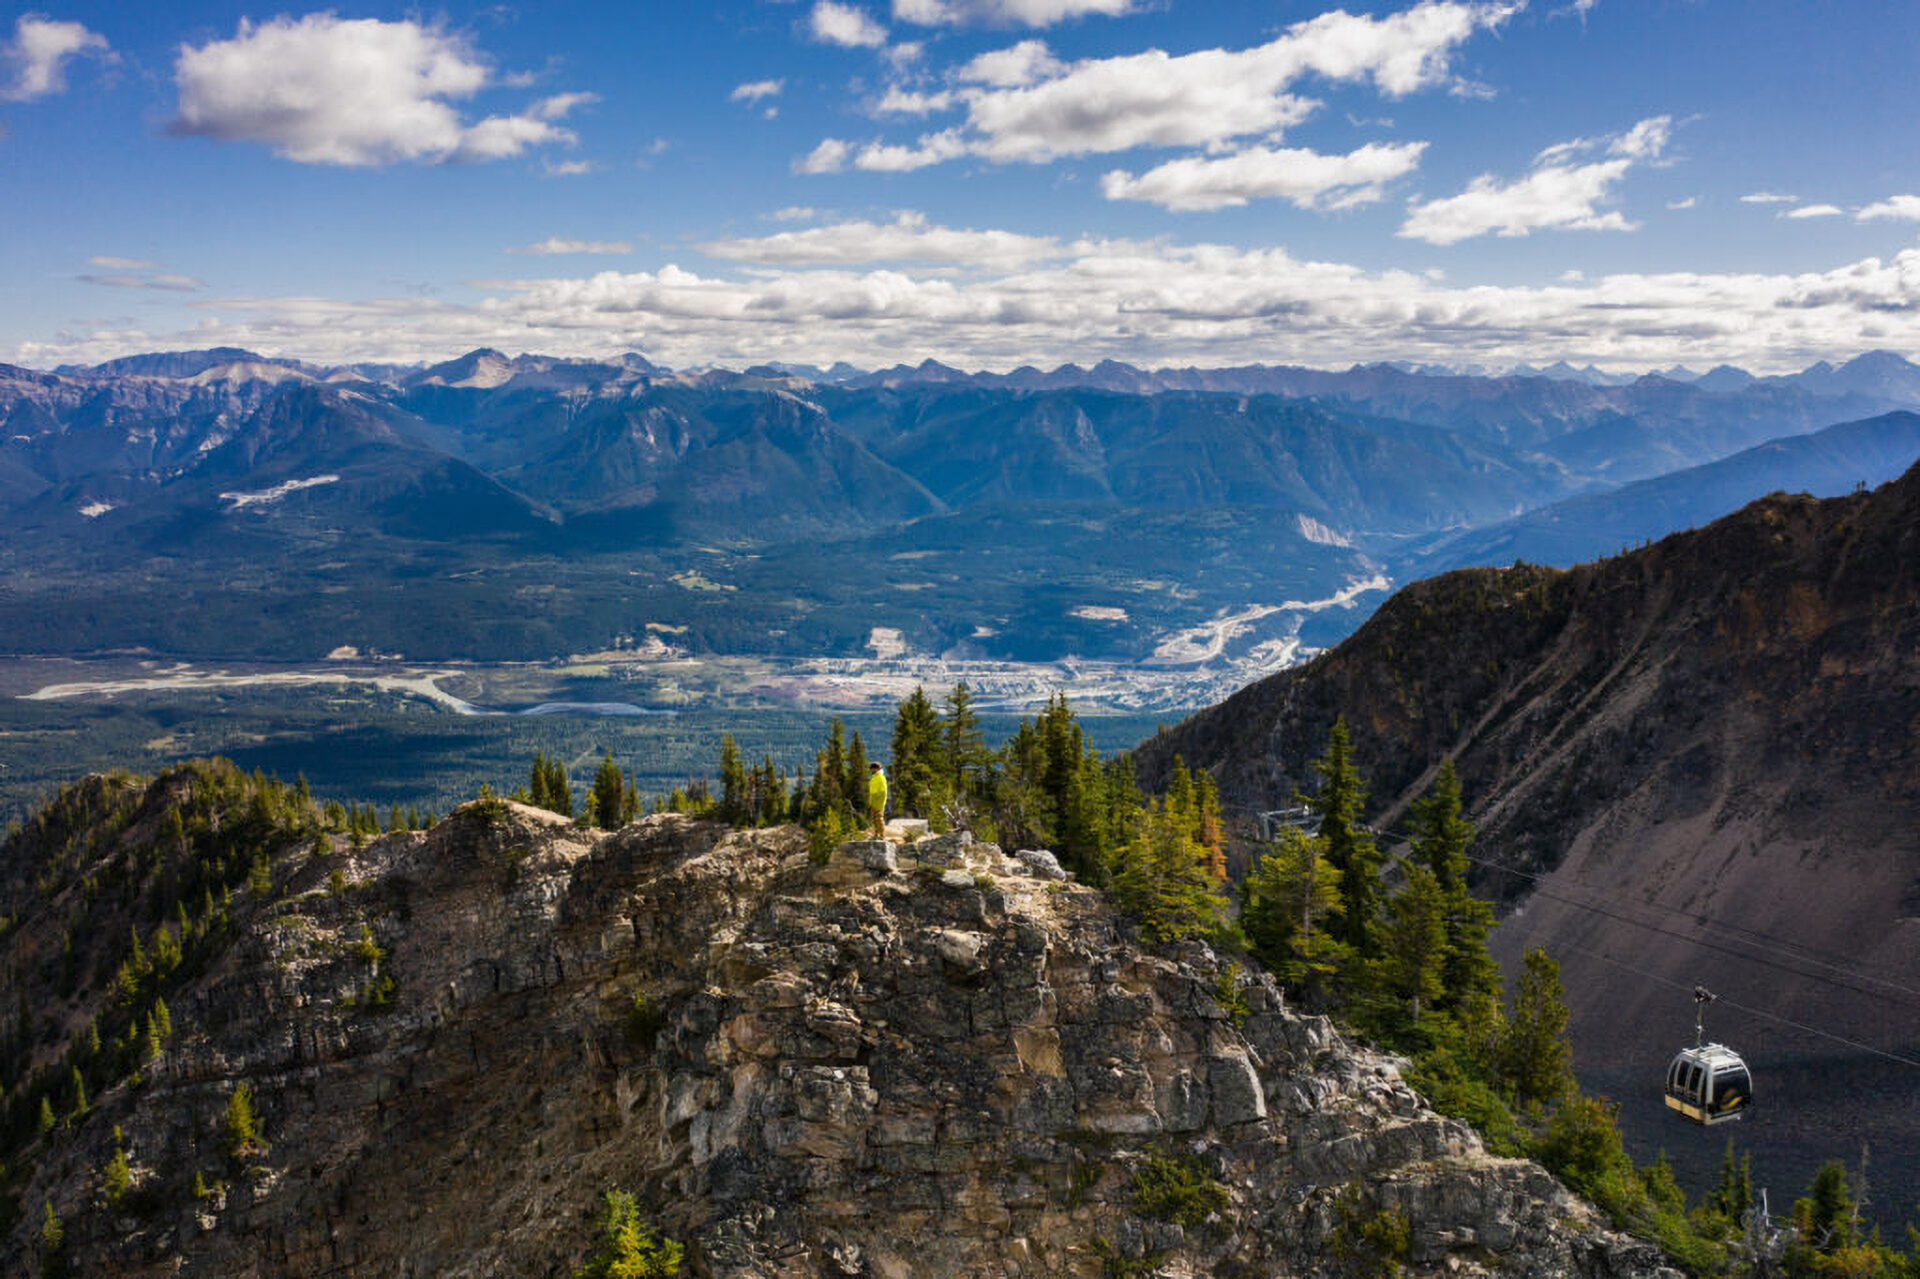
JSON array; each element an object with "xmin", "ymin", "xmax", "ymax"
[{"xmin": 2, "ymin": 348, "xmax": 1918, "ymax": 668}]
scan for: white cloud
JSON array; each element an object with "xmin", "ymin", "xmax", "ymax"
[
  {"xmin": 955, "ymin": 39, "xmax": 1064, "ymax": 87},
  {"xmin": 543, "ymin": 159, "xmax": 597, "ymax": 177},
  {"xmin": 532, "ymin": 92, "xmax": 599, "ymax": 121},
  {"xmin": 22, "ymin": 237, "xmax": 1920, "ymax": 378},
  {"xmin": 2, "ymin": 15, "xmax": 111, "ymax": 102},
  {"xmin": 510, "ymin": 239, "xmax": 632, "ymax": 255},
  {"xmin": 769, "ymin": 206, "xmax": 821, "ymax": 222},
  {"xmin": 89, "ymin": 255, "xmax": 160, "ymax": 270},
  {"xmin": 1101, "ymin": 140, "xmax": 1428, "ymax": 211},
  {"xmin": 1858, "ymin": 195, "xmax": 1920, "ymax": 222},
  {"xmin": 819, "ymin": 0, "xmax": 1516, "ymax": 169},
  {"xmin": 893, "ymin": 0, "xmax": 1140, "ymax": 27},
  {"xmin": 874, "ymin": 85, "xmax": 956, "ymax": 115},
  {"xmin": 797, "ymin": 138, "xmax": 854, "ymax": 174},
  {"xmin": 1400, "ymin": 114, "xmax": 1670, "ymax": 244},
  {"xmin": 701, "ymin": 210, "xmax": 1065, "ymax": 267},
  {"xmin": 1783, "ymin": 204, "xmax": 1843, "ymax": 220},
  {"xmin": 1667, "ymin": 196, "xmax": 1696, "ymax": 210},
  {"xmin": 1607, "ymin": 114, "xmax": 1670, "ymax": 159},
  {"xmin": 853, "ymin": 129, "xmax": 970, "ymax": 171},
  {"xmin": 808, "ymin": 2, "xmax": 889, "ymax": 48},
  {"xmin": 731, "ymin": 79, "xmax": 784, "ymax": 103},
  {"xmin": 1739, "ymin": 191, "xmax": 1797, "ymax": 204},
  {"xmin": 170, "ymin": 15, "xmax": 584, "ymax": 166}
]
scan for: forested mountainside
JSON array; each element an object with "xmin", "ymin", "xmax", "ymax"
[
  {"xmin": 2, "ymin": 350, "xmax": 1917, "ymax": 664},
  {"xmin": 1136, "ymin": 460, "xmax": 1920, "ymax": 1206},
  {"xmin": 0, "ymin": 764, "xmax": 1668, "ymax": 1277}
]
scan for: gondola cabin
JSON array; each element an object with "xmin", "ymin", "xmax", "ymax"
[{"xmin": 1664, "ymin": 1043, "xmax": 1752, "ymax": 1124}]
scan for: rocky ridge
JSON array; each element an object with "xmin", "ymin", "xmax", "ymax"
[{"xmin": 3, "ymin": 789, "xmax": 1671, "ymax": 1276}]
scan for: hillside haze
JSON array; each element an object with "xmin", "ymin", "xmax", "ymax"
[{"xmin": 1137, "ymin": 461, "xmax": 1920, "ymax": 1209}]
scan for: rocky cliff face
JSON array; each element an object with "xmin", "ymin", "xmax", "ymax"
[{"xmin": 1, "ymin": 785, "xmax": 1669, "ymax": 1276}]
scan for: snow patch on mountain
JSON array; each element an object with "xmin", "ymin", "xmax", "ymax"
[{"xmin": 221, "ymin": 474, "xmax": 341, "ymax": 508}]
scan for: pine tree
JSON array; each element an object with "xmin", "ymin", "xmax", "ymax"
[
  {"xmin": 1409, "ymin": 756, "xmax": 1500, "ymax": 1016},
  {"xmin": 103, "ymin": 1126, "xmax": 131, "ymax": 1207},
  {"xmin": 1711, "ymin": 1137, "xmax": 1753, "ymax": 1227},
  {"xmin": 573, "ymin": 1188, "xmax": 683, "ymax": 1278},
  {"xmin": 530, "ymin": 751, "xmax": 553, "ymax": 810},
  {"xmin": 890, "ymin": 686, "xmax": 945, "ymax": 818},
  {"xmin": 843, "ymin": 733, "xmax": 870, "ymax": 813},
  {"xmin": 546, "ymin": 757, "xmax": 574, "ymax": 820},
  {"xmin": 1798, "ymin": 1160, "xmax": 1856, "ymax": 1252},
  {"xmin": 1309, "ymin": 719, "xmax": 1384, "ymax": 956},
  {"xmin": 943, "ymin": 681, "xmax": 988, "ymax": 800},
  {"xmin": 717, "ymin": 736, "xmax": 748, "ymax": 826},
  {"xmin": 1110, "ymin": 797, "xmax": 1226, "ymax": 944},
  {"xmin": 591, "ymin": 751, "xmax": 625, "ymax": 829},
  {"xmin": 1242, "ymin": 826, "xmax": 1349, "ymax": 996},
  {"xmin": 1502, "ymin": 947, "xmax": 1574, "ymax": 1108},
  {"xmin": 224, "ymin": 1081, "xmax": 261, "ymax": 1159},
  {"xmin": 1371, "ymin": 863, "xmax": 1448, "ymax": 1028}
]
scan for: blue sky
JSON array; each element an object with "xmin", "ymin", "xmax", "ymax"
[{"xmin": 3, "ymin": 0, "xmax": 1917, "ymax": 372}]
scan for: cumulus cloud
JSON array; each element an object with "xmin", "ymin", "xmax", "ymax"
[
  {"xmin": 797, "ymin": 138, "xmax": 854, "ymax": 174},
  {"xmin": 701, "ymin": 210, "xmax": 1066, "ymax": 268},
  {"xmin": 1858, "ymin": 195, "xmax": 1920, "ymax": 222},
  {"xmin": 803, "ymin": 0, "xmax": 1516, "ymax": 172},
  {"xmin": 1102, "ymin": 140, "xmax": 1428, "ymax": 211},
  {"xmin": 2, "ymin": 14, "xmax": 111, "ymax": 102},
  {"xmin": 1400, "ymin": 114, "xmax": 1670, "ymax": 244},
  {"xmin": 21, "ymin": 236, "xmax": 1920, "ymax": 377},
  {"xmin": 1739, "ymin": 192, "xmax": 1797, "ymax": 204},
  {"xmin": 893, "ymin": 0, "xmax": 1140, "ymax": 27},
  {"xmin": 956, "ymin": 39, "xmax": 1065, "ymax": 86},
  {"xmin": 731, "ymin": 79, "xmax": 784, "ymax": 103},
  {"xmin": 170, "ymin": 15, "xmax": 586, "ymax": 166},
  {"xmin": 510, "ymin": 239, "xmax": 632, "ymax": 256},
  {"xmin": 874, "ymin": 86, "xmax": 957, "ymax": 115},
  {"xmin": 1784, "ymin": 204, "xmax": 1843, "ymax": 220},
  {"xmin": 808, "ymin": 2, "xmax": 889, "ymax": 48}
]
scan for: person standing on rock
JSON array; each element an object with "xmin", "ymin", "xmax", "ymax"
[{"xmin": 868, "ymin": 761, "xmax": 888, "ymax": 838}]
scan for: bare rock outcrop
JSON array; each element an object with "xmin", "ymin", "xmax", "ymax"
[{"xmin": 5, "ymin": 802, "xmax": 1670, "ymax": 1276}]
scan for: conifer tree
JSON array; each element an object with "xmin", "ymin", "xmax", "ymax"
[
  {"xmin": 889, "ymin": 686, "xmax": 945, "ymax": 818},
  {"xmin": 530, "ymin": 751, "xmax": 553, "ymax": 810},
  {"xmin": 546, "ymin": 757, "xmax": 573, "ymax": 820},
  {"xmin": 103, "ymin": 1126, "xmax": 131, "ymax": 1207},
  {"xmin": 1110, "ymin": 797, "xmax": 1226, "ymax": 943},
  {"xmin": 943, "ymin": 681, "xmax": 988, "ymax": 800},
  {"xmin": 224, "ymin": 1081, "xmax": 261, "ymax": 1159},
  {"xmin": 1502, "ymin": 947, "xmax": 1574, "ymax": 1108},
  {"xmin": 717, "ymin": 736, "xmax": 748, "ymax": 826},
  {"xmin": 1308, "ymin": 719, "xmax": 1384, "ymax": 956},
  {"xmin": 591, "ymin": 751, "xmax": 625, "ymax": 829},
  {"xmin": 1371, "ymin": 863, "xmax": 1449, "ymax": 1028},
  {"xmin": 843, "ymin": 733, "xmax": 870, "ymax": 813},
  {"xmin": 1409, "ymin": 756, "xmax": 1500, "ymax": 1016},
  {"xmin": 1243, "ymin": 826, "xmax": 1349, "ymax": 996}
]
